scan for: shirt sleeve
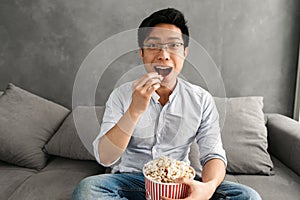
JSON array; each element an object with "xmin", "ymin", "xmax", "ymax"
[
  {"xmin": 195, "ymin": 92, "xmax": 227, "ymax": 167},
  {"xmin": 93, "ymin": 87, "xmax": 125, "ymax": 165}
]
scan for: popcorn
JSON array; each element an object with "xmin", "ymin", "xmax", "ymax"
[{"xmin": 143, "ymin": 156, "xmax": 195, "ymax": 183}]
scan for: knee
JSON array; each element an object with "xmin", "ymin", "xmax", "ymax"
[
  {"xmin": 219, "ymin": 181, "xmax": 262, "ymax": 200},
  {"xmin": 242, "ymin": 186, "xmax": 262, "ymax": 200},
  {"xmin": 72, "ymin": 177, "xmax": 95, "ymax": 200}
]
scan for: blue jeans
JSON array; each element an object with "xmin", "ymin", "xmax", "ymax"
[{"xmin": 72, "ymin": 173, "xmax": 262, "ymax": 200}]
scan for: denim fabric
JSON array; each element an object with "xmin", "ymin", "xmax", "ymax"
[{"xmin": 72, "ymin": 173, "xmax": 261, "ymax": 200}]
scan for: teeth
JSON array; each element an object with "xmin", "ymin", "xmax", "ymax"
[
  {"xmin": 155, "ymin": 66, "xmax": 171, "ymax": 69},
  {"xmin": 154, "ymin": 66, "xmax": 172, "ymax": 77}
]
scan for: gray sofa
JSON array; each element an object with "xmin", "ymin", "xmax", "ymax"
[{"xmin": 1, "ymin": 86, "xmax": 300, "ymax": 200}]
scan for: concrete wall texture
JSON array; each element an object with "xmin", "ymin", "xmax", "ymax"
[{"xmin": 0, "ymin": 0, "xmax": 299, "ymax": 116}]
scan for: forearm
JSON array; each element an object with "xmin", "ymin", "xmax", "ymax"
[
  {"xmin": 97, "ymin": 72, "xmax": 162, "ymax": 166},
  {"xmin": 202, "ymin": 158, "xmax": 226, "ymax": 190},
  {"xmin": 106, "ymin": 109, "xmax": 139, "ymax": 148},
  {"xmin": 98, "ymin": 109, "xmax": 140, "ymax": 165}
]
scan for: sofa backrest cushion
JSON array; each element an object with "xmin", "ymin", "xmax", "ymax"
[
  {"xmin": 0, "ymin": 83, "xmax": 70, "ymax": 170},
  {"xmin": 45, "ymin": 106, "xmax": 105, "ymax": 161},
  {"xmin": 215, "ymin": 96, "xmax": 273, "ymax": 175},
  {"xmin": 190, "ymin": 96, "xmax": 274, "ymax": 176}
]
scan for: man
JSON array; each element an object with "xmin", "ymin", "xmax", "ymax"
[{"xmin": 73, "ymin": 8, "xmax": 261, "ymax": 200}]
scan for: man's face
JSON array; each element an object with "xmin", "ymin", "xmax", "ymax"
[{"xmin": 139, "ymin": 23, "xmax": 188, "ymax": 89}]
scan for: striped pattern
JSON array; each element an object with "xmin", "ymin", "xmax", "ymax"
[{"xmin": 145, "ymin": 177, "xmax": 189, "ymax": 200}]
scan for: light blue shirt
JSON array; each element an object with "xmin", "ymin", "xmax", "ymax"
[{"xmin": 93, "ymin": 78, "xmax": 227, "ymax": 173}]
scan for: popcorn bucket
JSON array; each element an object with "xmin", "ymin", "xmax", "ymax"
[
  {"xmin": 143, "ymin": 157, "xmax": 195, "ymax": 200},
  {"xmin": 144, "ymin": 175, "xmax": 190, "ymax": 200}
]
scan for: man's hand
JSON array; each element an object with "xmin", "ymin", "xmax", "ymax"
[
  {"xmin": 160, "ymin": 178, "xmax": 216, "ymax": 200},
  {"xmin": 129, "ymin": 72, "xmax": 162, "ymax": 118}
]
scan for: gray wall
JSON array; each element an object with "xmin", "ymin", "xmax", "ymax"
[
  {"xmin": 0, "ymin": 0, "xmax": 299, "ymax": 117},
  {"xmin": 294, "ymin": 44, "xmax": 300, "ymax": 121}
]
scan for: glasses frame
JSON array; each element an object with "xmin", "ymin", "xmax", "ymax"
[{"xmin": 143, "ymin": 42, "xmax": 184, "ymax": 54}]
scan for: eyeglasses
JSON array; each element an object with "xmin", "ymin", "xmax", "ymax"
[{"xmin": 143, "ymin": 42, "xmax": 184, "ymax": 53}]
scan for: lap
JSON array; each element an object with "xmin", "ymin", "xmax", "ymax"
[
  {"xmin": 72, "ymin": 173, "xmax": 145, "ymax": 200},
  {"xmin": 213, "ymin": 180, "xmax": 262, "ymax": 200},
  {"xmin": 194, "ymin": 175, "xmax": 261, "ymax": 200},
  {"xmin": 73, "ymin": 173, "xmax": 261, "ymax": 200}
]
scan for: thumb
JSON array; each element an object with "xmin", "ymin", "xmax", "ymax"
[
  {"xmin": 147, "ymin": 83, "xmax": 160, "ymax": 94},
  {"xmin": 160, "ymin": 196, "xmax": 173, "ymax": 200},
  {"xmin": 174, "ymin": 177, "xmax": 193, "ymax": 186}
]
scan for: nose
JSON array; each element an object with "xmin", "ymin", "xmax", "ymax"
[{"xmin": 157, "ymin": 48, "xmax": 170, "ymax": 61}]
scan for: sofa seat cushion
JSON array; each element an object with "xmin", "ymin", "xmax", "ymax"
[
  {"xmin": 225, "ymin": 155, "xmax": 300, "ymax": 200},
  {"xmin": 3, "ymin": 157, "xmax": 105, "ymax": 200},
  {"xmin": 0, "ymin": 161, "xmax": 37, "ymax": 200}
]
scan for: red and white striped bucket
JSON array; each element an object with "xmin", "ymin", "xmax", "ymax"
[{"xmin": 144, "ymin": 176, "xmax": 190, "ymax": 200}]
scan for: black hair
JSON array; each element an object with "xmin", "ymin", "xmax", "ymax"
[{"xmin": 138, "ymin": 8, "xmax": 189, "ymax": 48}]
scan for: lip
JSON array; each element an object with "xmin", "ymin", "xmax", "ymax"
[{"xmin": 154, "ymin": 65, "xmax": 173, "ymax": 77}]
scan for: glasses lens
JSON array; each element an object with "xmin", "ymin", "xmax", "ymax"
[{"xmin": 144, "ymin": 42, "xmax": 183, "ymax": 53}]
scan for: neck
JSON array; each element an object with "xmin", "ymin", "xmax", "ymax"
[
  {"xmin": 156, "ymin": 87, "xmax": 172, "ymax": 97},
  {"xmin": 156, "ymin": 79, "xmax": 177, "ymax": 106},
  {"xmin": 156, "ymin": 88, "xmax": 171, "ymax": 106}
]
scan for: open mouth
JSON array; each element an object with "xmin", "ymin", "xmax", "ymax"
[{"xmin": 154, "ymin": 66, "xmax": 172, "ymax": 77}]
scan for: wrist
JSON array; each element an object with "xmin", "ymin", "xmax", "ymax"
[
  {"xmin": 116, "ymin": 109, "xmax": 138, "ymax": 136},
  {"xmin": 128, "ymin": 106, "xmax": 142, "ymax": 122},
  {"xmin": 206, "ymin": 180, "xmax": 218, "ymax": 193}
]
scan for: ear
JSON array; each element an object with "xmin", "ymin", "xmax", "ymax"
[
  {"xmin": 184, "ymin": 47, "xmax": 188, "ymax": 58},
  {"xmin": 139, "ymin": 48, "xmax": 144, "ymax": 58}
]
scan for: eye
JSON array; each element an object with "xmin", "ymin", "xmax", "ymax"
[
  {"xmin": 168, "ymin": 42, "xmax": 182, "ymax": 49},
  {"xmin": 146, "ymin": 43, "xmax": 158, "ymax": 48},
  {"xmin": 169, "ymin": 43, "xmax": 179, "ymax": 48}
]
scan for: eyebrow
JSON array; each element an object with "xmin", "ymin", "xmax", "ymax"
[
  {"xmin": 145, "ymin": 37, "xmax": 160, "ymax": 42},
  {"xmin": 145, "ymin": 36, "xmax": 182, "ymax": 42},
  {"xmin": 167, "ymin": 37, "xmax": 182, "ymax": 41}
]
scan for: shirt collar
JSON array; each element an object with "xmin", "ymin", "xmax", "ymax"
[
  {"xmin": 169, "ymin": 78, "xmax": 180, "ymax": 102},
  {"xmin": 151, "ymin": 91, "xmax": 160, "ymax": 103}
]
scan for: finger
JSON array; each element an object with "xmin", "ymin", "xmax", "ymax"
[
  {"xmin": 133, "ymin": 73, "xmax": 162, "ymax": 89},
  {"xmin": 139, "ymin": 75, "xmax": 162, "ymax": 90},
  {"xmin": 160, "ymin": 196, "xmax": 173, "ymax": 200},
  {"xmin": 146, "ymin": 83, "xmax": 161, "ymax": 94},
  {"xmin": 135, "ymin": 77, "xmax": 161, "ymax": 94},
  {"xmin": 174, "ymin": 177, "xmax": 193, "ymax": 186},
  {"xmin": 133, "ymin": 72, "xmax": 158, "ymax": 89},
  {"xmin": 143, "ymin": 78, "xmax": 161, "ymax": 90},
  {"xmin": 160, "ymin": 195, "xmax": 188, "ymax": 200}
]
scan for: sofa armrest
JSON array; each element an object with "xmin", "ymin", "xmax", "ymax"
[{"xmin": 266, "ymin": 113, "xmax": 300, "ymax": 176}]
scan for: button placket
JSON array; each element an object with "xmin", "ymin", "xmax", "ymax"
[
  {"xmin": 156, "ymin": 109, "xmax": 166, "ymax": 144},
  {"xmin": 152, "ymin": 104, "xmax": 166, "ymax": 158}
]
